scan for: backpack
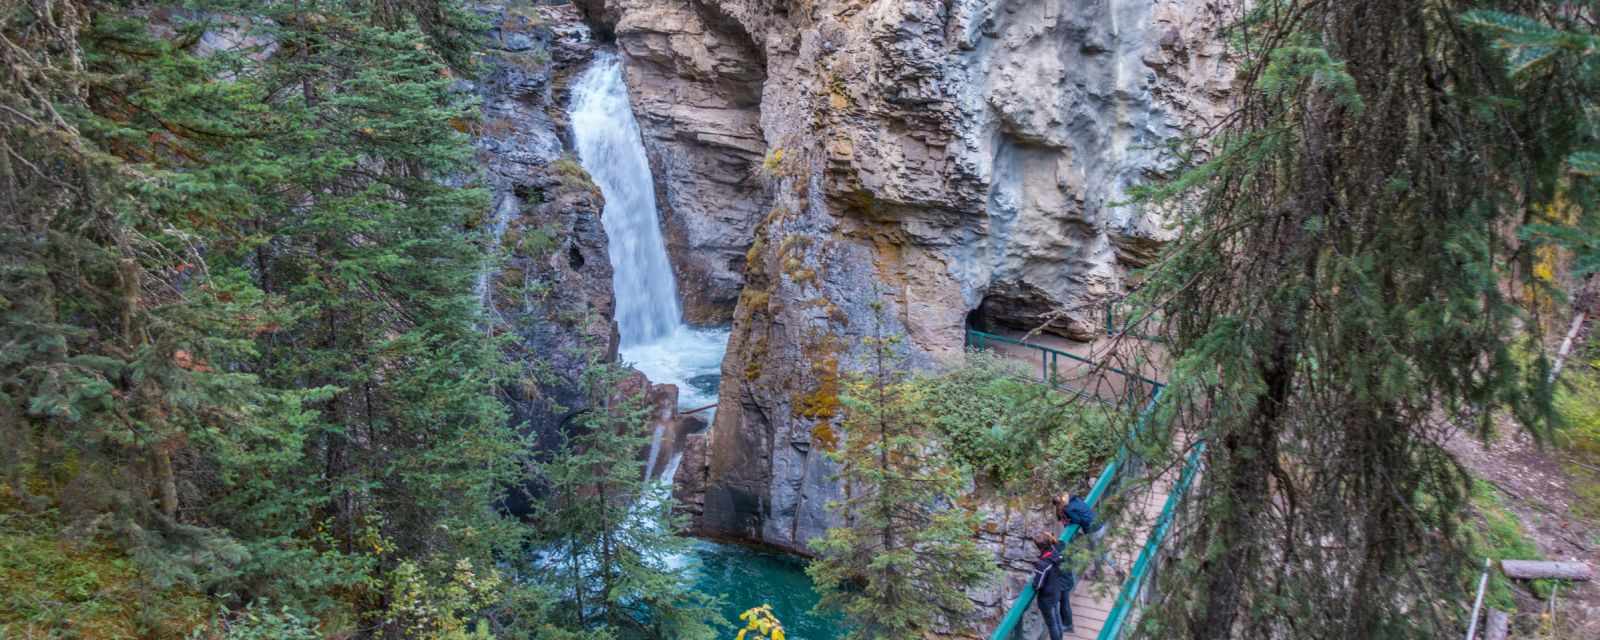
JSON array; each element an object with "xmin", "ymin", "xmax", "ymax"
[{"xmin": 1030, "ymin": 558, "xmax": 1054, "ymax": 591}]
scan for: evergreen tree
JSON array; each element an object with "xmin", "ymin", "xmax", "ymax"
[
  {"xmin": 1463, "ymin": 9, "xmax": 1600, "ymax": 287},
  {"xmin": 3, "ymin": 1, "xmax": 539, "ymax": 635},
  {"xmin": 0, "ymin": 0, "xmax": 302, "ymax": 588},
  {"xmin": 1127, "ymin": 1, "xmax": 1582, "ymax": 637},
  {"xmin": 201, "ymin": 0, "xmax": 531, "ymax": 628},
  {"xmin": 529, "ymin": 356, "xmax": 723, "ymax": 640},
  {"xmin": 807, "ymin": 304, "xmax": 993, "ymax": 640}
]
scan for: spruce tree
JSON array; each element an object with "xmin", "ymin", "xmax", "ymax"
[
  {"xmin": 1126, "ymin": 1, "xmax": 1585, "ymax": 637},
  {"xmin": 529, "ymin": 356, "xmax": 723, "ymax": 640},
  {"xmin": 3, "ymin": 1, "xmax": 538, "ymax": 634},
  {"xmin": 807, "ymin": 304, "xmax": 993, "ymax": 640},
  {"xmin": 0, "ymin": 1, "xmax": 301, "ymax": 588},
  {"xmin": 203, "ymin": 0, "xmax": 527, "ymax": 626}
]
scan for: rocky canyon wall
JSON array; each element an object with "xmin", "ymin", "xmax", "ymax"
[
  {"xmin": 581, "ymin": 0, "xmax": 1231, "ymax": 560},
  {"xmin": 470, "ymin": 3, "xmax": 619, "ymax": 512}
]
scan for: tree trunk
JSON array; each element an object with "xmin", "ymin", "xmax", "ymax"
[
  {"xmin": 1191, "ymin": 200, "xmax": 1317, "ymax": 639},
  {"xmin": 1549, "ymin": 276, "xmax": 1593, "ymax": 382},
  {"xmin": 155, "ymin": 448, "xmax": 178, "ymax": 519}
]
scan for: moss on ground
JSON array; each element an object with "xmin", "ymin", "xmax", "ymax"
[
  {"xmin": 1555, "ymin": 351, "xmax": 1600, "ymax": 522},
  {"xmin": 1468, "ymin": 481, "xmax": 1555, "ymax": 609},
  {"xmin": 0, "ymin": 490, "xmax": 210, "ymax": 639}
]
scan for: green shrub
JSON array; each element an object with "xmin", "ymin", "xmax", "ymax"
[
  {"xmin": 202, "ymin": 602, "xmax": 321, "ymax": 640},
  {"xmin": 918, "ymin": 353, "xmax": 1120, "ymax": 497}
]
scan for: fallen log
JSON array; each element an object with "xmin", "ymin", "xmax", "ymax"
[
  {"xmin": 1500, "ymin": 560, "xmax": 1593, "ymax": 581},
  {"xmin": 1484, "ymin": 609, "xmax": 1509, "ymax": 640}
]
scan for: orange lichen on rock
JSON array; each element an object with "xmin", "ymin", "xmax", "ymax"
[
  {"xmin": 811, "ymin": 422, "xmax": 840, "ymax": 452},
  {"xmin": 793, "ymin": 352, "xmax": 840, "ymax": 421}
]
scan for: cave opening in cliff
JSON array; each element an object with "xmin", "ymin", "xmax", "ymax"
[
  {"xmin": 963, "ymin": 307, "xmax": 991, "ymax": 335},
  {"xmin": 966, "ymin": 291, "xmax": 1055, "ymax": 338},
  {"xmin": 966, "ymin": 285, "xmax": 1105, "ymax": 343}
]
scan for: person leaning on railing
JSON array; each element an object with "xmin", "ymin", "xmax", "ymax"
[
  {"xmin": 1030, "ymin": 531, "xmax": 1075, "ymax": 639},
  {"xmin": 1053, "ymin": 491, "xmax": 1121, "ymax": 582}
]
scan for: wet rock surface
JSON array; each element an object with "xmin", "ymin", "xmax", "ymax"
[{"xmin": 471, "ymin": 3, "xmax": 618, "ymax": 493}]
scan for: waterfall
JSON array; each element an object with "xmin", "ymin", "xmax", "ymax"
[
  {"xmin": 561, "ymin": 54, "xmax": 835, "ymax": 637},
  {"xmin": 569, "ymin": 52, "xmax": 731, "ymax": 412},
  {"xmin": 660, "ymin": 452, "xmax": 685, "ymax": 486},
  {"xmin": 570, "ymin": 53, "xmax": 681, "ymax": 347}
]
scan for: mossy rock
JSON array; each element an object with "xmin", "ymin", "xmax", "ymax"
[
  {"xmin": 793, "ymin": 354, "xmax": 840, "ymax": 421},
  {"xmin": 811, "ymin": 422, "xmax": 840, "ymax": 452}
]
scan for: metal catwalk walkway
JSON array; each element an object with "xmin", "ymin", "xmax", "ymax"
[{"xmin": 966, "ymin": 328, "xmax": 1202, "ymax": 640}]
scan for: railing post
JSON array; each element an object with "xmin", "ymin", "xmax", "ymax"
[{"xmin": 1465, "ymin": 557, "xmax": 1491, "ymax": 640}]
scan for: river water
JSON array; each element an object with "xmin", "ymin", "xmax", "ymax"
[{"xmin": 570, "ymin": 53, "xmax": 840, "ymax": 639}]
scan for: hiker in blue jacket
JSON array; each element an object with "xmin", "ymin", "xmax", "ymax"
[
  {"xmin": 1054, "ymin": 492, "xmax": 1117, "ymax": 581},
  {"xmin": 1056, "ymin": 493, "xmax": 1094, "ymax": 532},
  {"xmin": 1031, "ymin": 531, "xmax": 1075, "ymax": 638}
]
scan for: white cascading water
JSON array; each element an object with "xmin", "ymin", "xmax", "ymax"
[
  {"xmin": 570, "ymin": 52, "xmax": 728, "ymax": 483},
  {"xmin": 570, "ymin": 53, "xmax": 682, "ymax": 345},
  {"xmin": 566, "ymin": 53, "xmax": 836, "ymax": 640}
]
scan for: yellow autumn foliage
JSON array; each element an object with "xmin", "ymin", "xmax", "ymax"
[{"xmin": 734, "ymin": 604, "xmax": 785, "ymax": 640}]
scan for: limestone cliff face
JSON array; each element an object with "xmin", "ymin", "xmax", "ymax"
[
  {"xmin": 578, "ymin": 0, "xmax": 771, "ymax": 324},
  {"xmin": 581, "ymin": 0, "xmax": 1231, "ymax": 560},
  {"xmin": 473, "ymin": 3, "xmax": 619, "ymax": 493}
]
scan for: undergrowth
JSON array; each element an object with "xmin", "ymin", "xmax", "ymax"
[
  {"xmin": 920, "ymin": 353, "xmax": 1121, "ymax": 498},
  {"xmin": 1467, "ymin": 481, "xmax": 1554, "ymax": 609},
  {"xmin": 0, "ymin": 488, "xmax": 211, "ymax": 639},
  {"xmin": 1554, "ymin": 345, "xmax": 1600, "ymax": 522}
]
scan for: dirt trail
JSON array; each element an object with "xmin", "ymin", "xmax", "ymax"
[{"xmin": 1447, "ymin": 428, "xmax": 1600, "ymax": 636}]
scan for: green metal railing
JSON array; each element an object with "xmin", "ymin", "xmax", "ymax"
[
  {"xmin": 985, "ymin": 392, "xmax": 1164, "ymax": 640},
  {"xmin": 967, "ymin": 327, "xmax": 1200, "ymax": 640},
  {"xmin": 1096, "ymin": 443, "xmax": 1206, "ymax": 640},
  {"xmin": 982, "ymin": 377, "xmax": 1166, "ymax": 640},
  {"xmin": 963, "ymin": 329, "xmax": 1163, "ymax": 402}
]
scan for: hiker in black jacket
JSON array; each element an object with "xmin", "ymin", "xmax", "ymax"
[{"xmin": 1031, "ymin": 531, "xmax": 1075, "ymax": 638}]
